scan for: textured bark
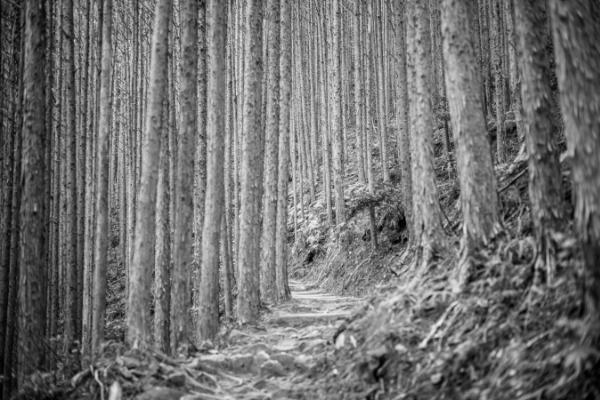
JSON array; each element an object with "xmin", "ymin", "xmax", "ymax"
[
  {"xmin": 127, "ymin": 0, "xmax": 172, "ymax": 349},
  {"xmin": 491, "ymin": 0, "xmax": 506, "ymax": 162},
  {"xmin": 127, "ymin": 0, "xmax": 139, "ymax": 303},
  {"xmin": 514, "ymin": 0, "xmax": 564, "ymax": 285},
  {"xmin": 331, "ymin": 0, "xmax": 345, "ymax": 224},
  {"xmin": 318, "ymin": 4, "xmax": 333, "ymax": 227},
  {"xmin": 0, "ymin": 8, "xmax": 17, "ymax": 384},
  {"xmin": 221, "ymin": 211, "xmax": 234, "ymax": 320},
  {"xmin": 77, "ymin": 1, "xmax": 92, "ymax": 360},
  {"xmin": 376, "ymin": 0, "xmax": 390, "ymax": 183},
  {"xmin": 50, "ymin": 0, "xmax": 62, "ymax": 357},
  {"xmin": 154, "ymin": 101, "xmax": 171, "ymax": 353},
  {"xmin": 308, "ymin": 9, "xmax": 320, "ymax": 188},
  {"xmin": 396, "ymin": 2, "xmax": 412, "ymax": 239},
  {"xmin": 260, "ymin": 0, "xmax": 280, "ymax": 304},
  {"xmin": 441, "ymin": 0, "xmax": 500, "ymax": 287},
  {"xmin": 63, "ymin": 0, "xmax": 79, "ymax": 358},
  {"xmin": 478, "ymin": 0, "xmax": 491, "ymax": 120},
  {"xmin": 171, "ymin": 0, "xmax": 198, "ymax": 352},
  {"xmin": 504, "ymin": 0, "xmax": 519, "ymax": 118},
  {"xmin": 365, "ymin": 3, "xmax": 378, "ymax": 248},
  {"xmin": 549, "ymin": 0, "xmax": 600, "ymax": 343},
  {"xmin": 91, "ymin": 0, "xmax": 112, "ymax": 357},
  {"xmin": 442, "ymin": 0, "xmax": 499, "ymax": 242},
  {"xmin": 237, "ymin": 0, "xmax": 263, "ymax": 323},
  {"xmin": 353, "ymin": 0, "xmax": 366, "ymax": 185},
  {"xmin": 407, "ymin": 0, "xmax": 444, "ymax": 264},
  {"xmin": 198, "ymin": 0, "xmax": 226, "ymax": 340},
  {"xmin": 3, "ymin": 8, "xmax": 24, "ymax": 395},
  {"xmin": 18, "ymin": 0, "xmax": 48, "ymax": 382},
  {"xmin": 193, "ymin": 0, "xmax": 207, "ymax": 336},
  {"xmin": 275, "ymin": 0, "xmax": 291, "ymax": 301},
  {"xmin": 81, "ymin": 0, "xmax": 97, "ymax": 364}
]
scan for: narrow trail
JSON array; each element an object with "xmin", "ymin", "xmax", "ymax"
[{"xmin": 156, "ymin": 281, "xmax": 363, "ymax": 400}]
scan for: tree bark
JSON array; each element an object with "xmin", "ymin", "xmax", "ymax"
[
  {"xmin": 198, "ymin": 0, "xmax": 226, "ymax": 340},
  {"xmin": 407, "ymin": 0, "xmax": 444, "ymax": 266},
  {"xmin": 193, "ymin": 0, "xmax": 207, "ymax": 338},
  {"xmin": 63, "ymin": 0, "xmax": 79, "ymax": 359},
  {"xmin": 396, "ymin": 1, "xmax": 412, "ymax": 240},
  {"xmin": 91, "ymin": 0, "xmax": 112, "ymax": 357},
  {"xmin": 275, "ymin": 0, "xmax": 292, "ymax": 301},
  {"xmin": 171, "ymin": 0, "xmax": 198, "ymax": 352},
  {"xmin": 353, "ymin": 0, "xmax": 366, "ymax": 185},
  {"xmin": 491, "ymin": 0, "xmax": 506, "ymax": 162},
  {"xmin": 331, "ymin": 0, "xmax": 345, "ymax": 224},
  {"xmin": 549, "ymin": 0, "xmax": 600, "ymax": 344},
  {"xmin": 18, "ymin": 0, "xmax": 48, "ymax": 383},
  {"xmin": 127, "ymin": 0, "xmax": 172, "ymax": 349},
  {"xmin": 514, "ymin": 0, "xmax": 564, "ymax": 285},
  {"xmin": 441, "ymin": 0, "xmax": 500, "ymax": 288},
  {"xmin": 260, "ymin": 0, "xmax": 280, "ymax": 304},
  {"xmin": 154, "ymin": 97, "xmax": 171, "ymax": 353},
  {"xmin": 237, "ymin": 0, "xmax": 264, "ymax": 323}
]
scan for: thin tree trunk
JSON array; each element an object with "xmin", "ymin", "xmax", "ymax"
[
  {"xmin": 171, "ymin": 0, "xmax": 198, "ymax": 352},
  {"xmin": 396, "ymin": 1, "xmax": 412, "ymax": 240},
  {"xmin": 193, "ymin": 1, "xmax": 207, "ymax": 338},
  {"xmin": 237, "ymin": 0, "xmax": 263, "ymax": 323},
  {"xmin": 259, "ymin": 0, "xmax": 280, "ymax": 304},
  {"xmin": 127, "ymin": 0, "xmax": 172, "ymax": 349},
  {"xmin": 376, "ymin": 0, "xmax": 390, "ymax": 183},
  {"xmin": 275, "ymin": 0, "xmax": 292, "ymax": 301},
  {"xmin": 354, "ymin": 0, "xmax": 366, "ymax": 185},
  {"xmin": 63, "ymin": 0, "xmax": 79, "ymax": 360},
  {"xmin": 198, "ymin": 0, "xmax": 226, "ymax": 340},
  {"xmin": 91, "ymin": 0, "xmax": 112, "ymax": 357},
  {"xmin": 18, "ymin": 0, "xmax": 48, "ymax": 383},
  {"xmin": 492, "ymin": 0, "xmax": 506, "ymax": 162},
  {"xmin": 331, "ymin": 0, "xmax": 345, "ymax": 224}
]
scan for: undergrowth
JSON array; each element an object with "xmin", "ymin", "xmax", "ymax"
[{"xmin": 289, "ymin": 124, "xmax": 599, "ymax": 399}]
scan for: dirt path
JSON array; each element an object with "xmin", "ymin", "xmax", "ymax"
[{"xmin": 144, "ymin": 281, "xmax": 362, "ymax": 400}]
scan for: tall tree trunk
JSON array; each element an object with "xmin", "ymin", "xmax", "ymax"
[
  {"xmin": 331, "ymin": 0, "xmax": 345, "ymax": 224},
  {"xmin": 365, "ymin": 3, "xmax": 378, "ymax": 248},
  {"xmin": 80, "ymin": 0, "xmax": 96, "ymax": 365},
  {"xmin": 198, "ymin": 0, "xmax": 226, "ymax": 340},
  {"xmin": 154, "ymin": 99, "xmax": 171, "ymax": 353},
  {"xmin": 491, "ymin": 0, "xmax": 506, "ymax": 162},
  {"xmin": 318, "ymin": 4, "xmax": 333, "ymax": 227},
  {"xmin": 396, "ymin": 1, "xmax": 412, "ymax": 241},
  {"xmin": 18, "ymin": 0, "xmax": 48, "ymax": 383},
  {"xmin": 91, "ymin": 0, "xmax": 112, "ymax": 357},
  {"xmin": 237, "ymin": 0, "xmax": 263, "ymax": 323},
  {"xmin": 260, "ymin": 0, "xmax": 280, "ymax": 304},
  {"xmin": 407, "ymin": 0, "xmax": 445, "ymax": 267},
  {"xmin": 63, "ymin": 0, "xmax": 79, "ymax": 360},
  {"xmin": 127, "ymin": 0, "xmax": 172, "ymax": 349},
  {"xmin": 171, "ymin": 0, "xmax": 198, "ymax": 352},
  {"xmin": 441, "ymin": 0, "xmax": 500, "ymax": 289},
  {"xmin": 514, "ymin": 0, "xmax": 564, "ymax": 286},
  {"xmin": 276, "ymin": 0, "xmax": 291, "ymax": 301},
  {"xmin": 549, "ymin": 0, "xmax": 600, "ymax": 344},
  {"xmin": 193, "ymin": 0, "xmax": 207, "ymax": 338},
  {"xmin": 3, "ymin": 10, "xmax": 24, "ymax": 394},
  {"xmin": 353, "ymin": 0, "xmax": 366, "ymax": 185}
]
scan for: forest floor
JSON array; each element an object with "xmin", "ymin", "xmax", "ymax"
[
  {"xmin": 61, "ymin": 280, "xmax": 365, "ymax": 400},
  {"xmin": 37, "ymin": 124, "xmax": 599, "ymax": 400}
]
